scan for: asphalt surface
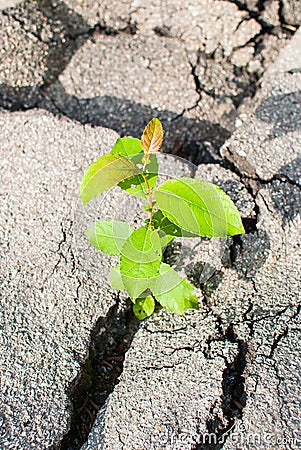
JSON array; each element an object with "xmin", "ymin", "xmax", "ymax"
[
  {"xmin": 0, "ymin": 111, "xmax": 120, "ymax": 448},
  {"xmin": 0, "ymin": 1, "xmax": 300, "ymax": 449},
  {"xmin": 83, "ymin": 27, "xmax": 301, "ymax": 450}
]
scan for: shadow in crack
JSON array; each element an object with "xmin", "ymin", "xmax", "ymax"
[
  {"xmin": 0, "ymin": 80, "xmax": 231, "ymax": 163},
  {"xmin": 186, "ymin": 262, "xmax": 224, "ymax": 290},
  {"xmin": 0, "ymin": 1, "xmax": 231, "ymax": 164},
  {"xmin": 1, "ymin": 0, "xmax": 138, "ymax": 107},
  {"xmin": 59, "ymin": 297, "xmax": 140, "ymax": 450},
  {"xmin": 200, "ymin": 270, "xmax": 224, "ymax": 298},
  {"xmin": 39, "ymin": 82, "xmax": 231, "ymax": 163},
  {"xmin": 0, "ymin": 0, "xmax": 94, "ymax": 109},
  {"xmin": 196, "ymin": 326, "xmax": 248, "ymax": 450},
  {"xmin": 277, "ymin": 156, "xmax": 301, "ymax": 187},
  {"xmin": 255, "ymin": 91, "xmax": 301, "ymax": 138},
  {"xmin": 219, "ymin": 158, "xmax": 301, "ymax": 278}
]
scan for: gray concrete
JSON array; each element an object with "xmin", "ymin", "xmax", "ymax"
[
  {"xmin": 0, "ymin": 112, "xmax": 198, "ymax": 449},
  {"xmin": 206, "ymin": 28, "xmax": 301, "ymax": 449},
  {"xmin": 0, "ymin": 0, "xmax": 23, "ymax": 9},
  {"xmin": 0, "ymin": 1, "xmax": 300, "ymax": 449},
  {"xmin": 0, "ymin": 11, "xmax": 48, "ymax": 108},
  {"xmin": 0, "ymin": 0, "xmax": 293, "ymax": 164},
  {"xmin": 282, "ymin": 0, "xmax": 301, "ymax": 26},
  {"xmin": 41, "ymin": 0, "xmax": 287, "ymax": 156},
  {"xmin": 0, "ymin": 110, "xmax": 120, "ymax": 449},
  {"xmin": 221, "ymin": 27, "xmax": 301, "ymax": 181},
  {"xmin": 83, "ymin": 182, "xmax": 301, "ymax": 449},
  {"xmin": 83, "ymin": 24, "xmax": 301, "ymax": 450},
  {"xmin": 82, "ymin": 311, "xmax": 239, "ymax": 450},
  {"xmin": 221, "ymin": 184, "xmax": 301, "ymax": 450}
]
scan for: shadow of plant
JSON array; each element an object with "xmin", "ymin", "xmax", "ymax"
[
  {"xmin": 270, "ymin": 181, "xmax": 301, "ymax": 227},
  {"xmin": 277, "ymin": 156, "xmax": 301, "ymax": 186}
]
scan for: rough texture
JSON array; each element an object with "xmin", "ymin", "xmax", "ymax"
[
  {"xmin": 0, "ymin": 113, "xmax": 198, "ymax": 449},
  {"xmin": 43, "ymin": 32, "xmax": 200, "ymax": 135},
  {"xmin": 239, "ymin": 332, "xmax": 301, "ymax": 449},
  {"xmin": 82, "ymin": 311, "xmax": 239, "ymax": 450},
  {"xmin": 221, "ymin": 27, "xmax": 301, "ymax": 180},
  {"xmin": 0, "ymin": 0, "xmax": 294, "ymax": 164},
  {"xmin": 282, "ymin": 0, "xmax": 301, "ymax": 26},
  {"xmin": 0, "ymin": 0, "xmax": 23, "ymax": 9},
  {"xmin": 205, "ymin": 28, "xmax": 301, "ymax": 450},
  {"xmin": 83, "ymin": 24, "xmax": 301, "ymax": 450},
  {"xmin": 0, "ymin": 11, "xmax": 48, "ymax": 108},
  {"xmin": 0, "ymin": 110, "xmax": 120, "ymax": 449},
  {"xmin": 0, "ymin": 1, "xmax": 300, "ymax": 449},
  {"xmin": 64, "ymin": 0, "xmax": 261, "ymax": 49},
  {"xmin": 220, "ymin": 185, "xmax": 301, "ymax": 450},
  {"xmin": 0, "ymin": 0, "xmax": 89, "ymax": 109},
  {"xmin": 40, "ymin": 0, "xmax": 289, "ymax": 161}
]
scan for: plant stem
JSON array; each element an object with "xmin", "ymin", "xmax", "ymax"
[
  {"xmin": 142, "ymin": 154, "xmax": 150, "ymax": 173},
  {"xmin": 142, "ymin": 173, "xmax": 153, "ymax": 225}
]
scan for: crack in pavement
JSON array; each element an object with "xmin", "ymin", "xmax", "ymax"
[
  {"xmin": 194, "ymin": 324, "xmax": 247, "ymax": 449},
  {"xmin": 1, "ymin": 2, "xmax": 300, "ymax": 449},
  {"xmin": 60, "ymin": 295, "xmax": 140, "ymax": 450}
]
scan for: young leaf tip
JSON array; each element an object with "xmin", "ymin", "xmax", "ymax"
[{"xmin": 141, "ymin": 118, "xmax": 164, "ymax": 155}]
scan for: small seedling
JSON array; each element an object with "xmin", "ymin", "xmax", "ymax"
[{"xmin": 80, "ymin": 118, "xmax": 244, "ymax": 319}]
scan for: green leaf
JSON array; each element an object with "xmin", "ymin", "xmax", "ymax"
[
  {"xmin": 86, "ymin": 220, "xmax": 134, "ymax": 255},
  {"xmin": 151, "ymin": 263, "xmax": 199, "ymax": 315},
  {"xmin": 120, "ymin": 225, "xmax": 162, "ymax": 300},
  {"xmin": 155, "ymin": 178, "xmax": 245, "ymax": 237},
  {"xmin": 111, "ymin": 137, "xmax": 144, "ymax": 159},
  {"xmin": 151, "ymin": 210, "xmax": 198, "ymax": 238},
  {"xmin": 119, "ymin": 156, "xmax": 158, "ymax": 199},
  {"xmin": 143, "ymin": 204, "xmax": 152, "ymax": 213},
  {"xmin": 80, "ymin": 153, "xmax": 141, "ymax": 205},
  {"xmin": 111, "ymin": 137, "xmax": 158, "ymax": 199},
  {"xmin": 158, "ymin": 230, "xmax": 174, "ymax": 248},
  {"xmin": 133, "ymin": 294, "xmax": 155, "ymax": 320},
  {"xmin": 109, "ymin": 266, "xmax": 125, "ymax": 290}
]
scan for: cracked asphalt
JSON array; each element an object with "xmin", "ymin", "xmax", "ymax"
[{"xmin": 0, "ymin": 1, "xmax": 300, "ymax": 449}]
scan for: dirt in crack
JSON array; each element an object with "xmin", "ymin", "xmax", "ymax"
[{"xmin": 59, "ymin": 296, "xmax": 140, "ymax": 450}]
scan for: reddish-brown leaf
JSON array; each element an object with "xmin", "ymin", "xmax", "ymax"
[{"xmin": 141, "ymin": 118, "xmax": 164, "ymax": 155}]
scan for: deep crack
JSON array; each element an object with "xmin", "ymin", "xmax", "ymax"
[
  {"xmin": 0, "ymin": 2, "xmax": 299, "ymax": 449},
  {"xmin": 196, "ymin": 325, "xmax": 248, "ymax": 449},
  {"xmin": 58, "ymin": 297, "xmax": 140, "ymax": 450},
  {"xmin": 227, "ymin": 0, "xmax": 283, "ymax": 33},
  {"xmin": 268, "ymin": 327, "xmax": 289, "ymax": 358}
]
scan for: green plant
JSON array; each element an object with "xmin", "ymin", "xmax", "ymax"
[{"xmin": 80, "ymin": 118, "xmax": 244, "ymax": 319}]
